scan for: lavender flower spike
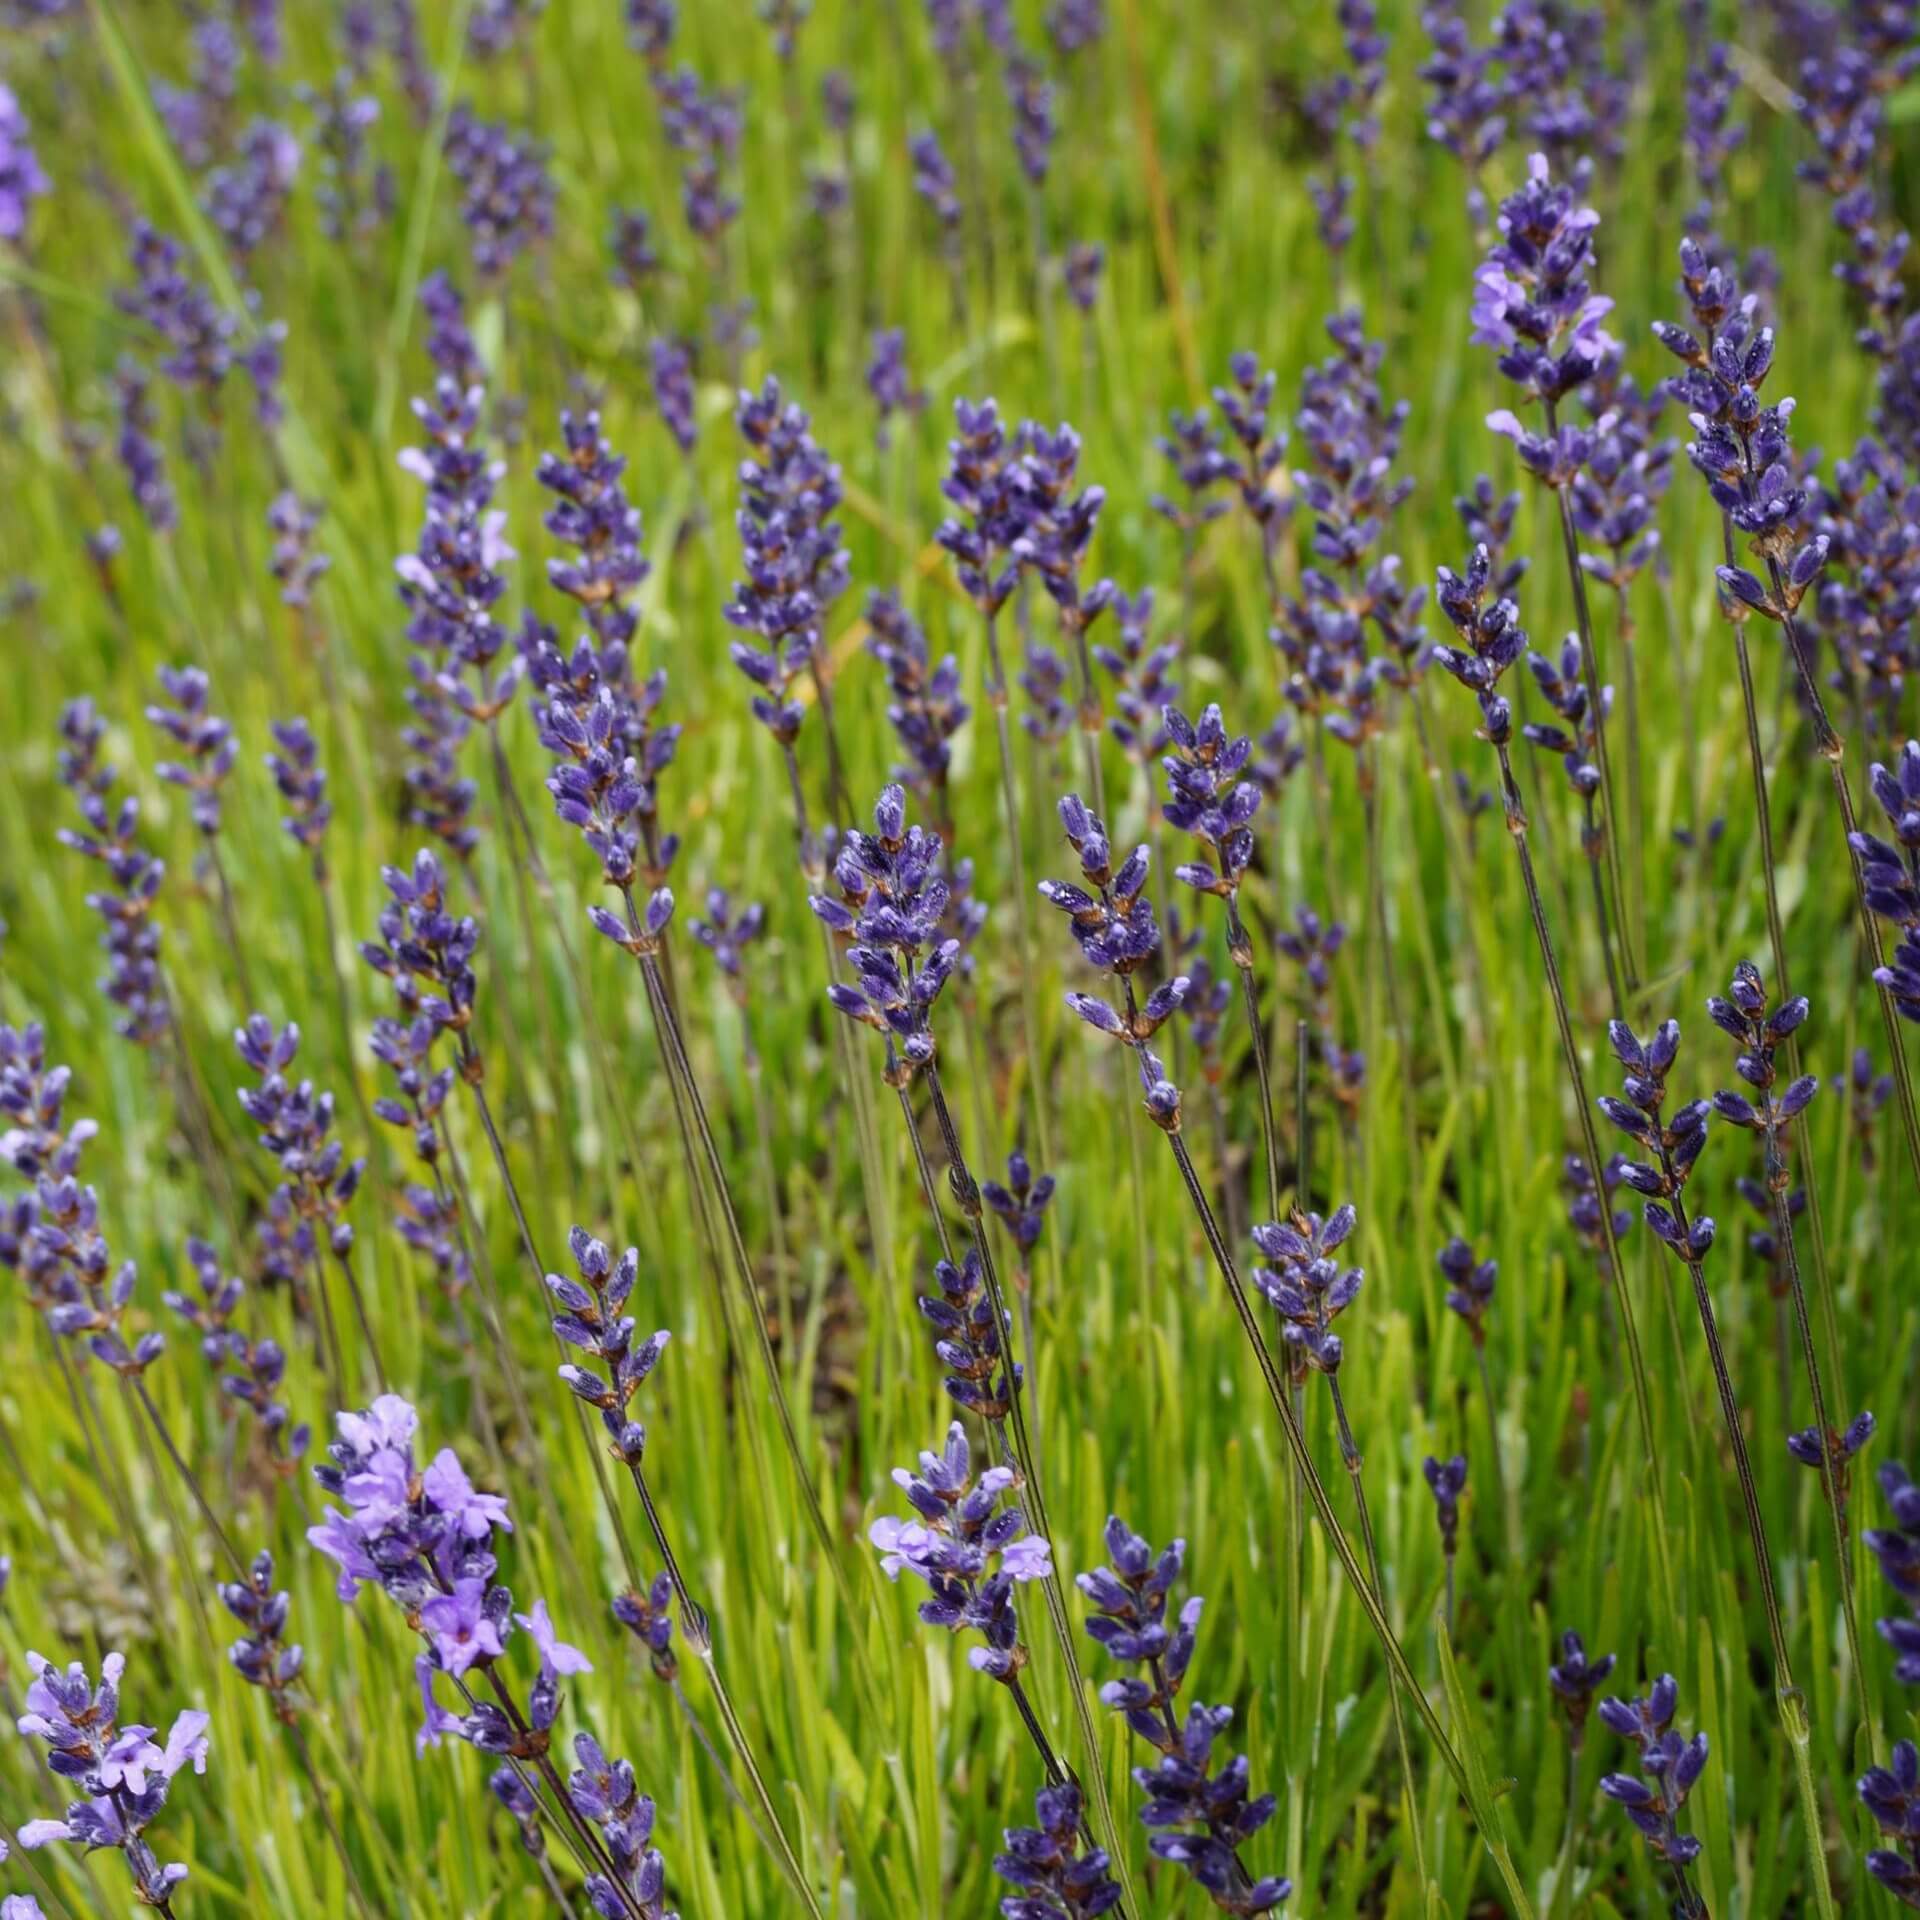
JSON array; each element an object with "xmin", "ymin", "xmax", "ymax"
[{"xmin": 15, "ymin": 1650, "xmax": 210, "ymax": 1908}]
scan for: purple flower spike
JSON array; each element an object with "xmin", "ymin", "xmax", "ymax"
[
  {"xmin": 15, "ymin": 1649, "xmax": 208, "ymax": 1908},
  {"xmin": 1251, "ymin": 1205, "xmax": 1363, "ymax": 1380},
  {"xmin": 869, "ymin": 1420, "xmax": 1048, "ymax": 1681},
  {"xmin": 1598, "ymin": 1672, "xmax": 1709, "ymax": 1881},
  {"xmin": 1471, "ymin": 152, "xmax": 1614, "ymax": 409},
  {"xmin": 147, "ymin": 665, "xmax": 236, "ymax": 837}
]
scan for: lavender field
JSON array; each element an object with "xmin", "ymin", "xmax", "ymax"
[{"xmin": 2, "ymin": 1, "xmax": 1919, "ymax": 1916}]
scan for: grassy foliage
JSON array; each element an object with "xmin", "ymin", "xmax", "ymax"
[{"xmin": 0, "ymin": 3, "xmax": 1916, "ymax": 1917}]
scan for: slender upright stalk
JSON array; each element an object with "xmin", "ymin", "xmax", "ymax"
[
  {"xmin": 1156, "ymin": 1114, "xmax": 1535, "ymax": 1918},
  {"xmin": 917, "ymin": 1060, "xmax": 1138, "ymax": 1920},
  {"xmin": 1757, "ymin": 553, "xmax": 1920, "ymax": 1195},
  {"xmin": 617, "ymin": 1452, "xmax": 823, "ymax": 1918},
  {"xmin": 1580, "ymin": 793, "xmax": 1625, "ymax": 1021},
  {"xmin": 1324, "ymin": 1371, "xmax": 1429, "ymax": 1889},
  {"xmin": 1542, "ymin": 397, "xmax": 1635, "ymax": 994},
  {"xmin": 1724, "ymin": 599, "xmax": 1876, "ymax": 1757},
  {"xmin": 1491, "ymin": 742, "xmax": 1665, "ymax": 1532},
  {"xmin": 1610, "ymin": 582, "xmax": 1647, "ymax": 974},
  {"xmin": 981, "ymin": 608, "xmax": 1056, "ymax": 1183},
  {"xmin": 1224, "ymin": 893, "xmax": 1282, "ymax": 1221},
  {"xmin": 1649, "ymin": 1174, "xmax": 1835, "ymax": 1920}
]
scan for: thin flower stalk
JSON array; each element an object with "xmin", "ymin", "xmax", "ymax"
[
  {"xmin": 1706, "ymin": 965, "xmax": 1876, "ymax": 1753},
  {"xmin": 814, "ymin": 784, "xmax": 1137, "ymax": 1917},
  {"xmin": 937, "ymin": 395, "xmax": 1056, "ymax": 1179},
  {"xmin": 1597, "ymin": 1015, "xmax": 1836, "ymax": 1920},
  {"xmin": 1251, "ymin": 1202, "xmax": 1427, "ymax": 1886},
  {"xmin": 1660, "ymin": 252, "xmax": 1920, "ymax": 1195},
  {"xmin": 1431, "ymin": 545, "xmax": 1667, "ymax": 1556},
  {"xmin": 1041, "ymin": 793, "xmax": 1536, "ymax": 1917}
]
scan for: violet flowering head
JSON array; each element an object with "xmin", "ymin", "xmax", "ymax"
[
  {"xmin": 235, "ymin": 1015, "xmax": 363, "ymax": 1261},
  {"xmin": 420, "ymin": 268, "xmax": 480, "ymax": 385},
  {"xmin": 613, "ymin": 1570, "xmax": 678, "ymax": 1682},
  {"xmin": 1654, "ymin": 244, "xmax": 1829, "ymax": 625},
  {"xmin": 0, "ymin": 1021, "xmax": 94, "ymax": 1182},
  {"xmin": 1455, "ymin": 474, "xmax": 1529, "ymax": 597},
  {"xmin": 1521, "ymin": 636, "xmax": 1606, "ymax": 817},
  {"xmin": 995, "ymin": 1779, "xmax": 1123, "ymax": 1919},
  {"xmin": 308, "ymin": 1393, "xmax": 511, "ymax": 1617},
  {"xmin": 1705, "ymin": 961, "xmax": 1818, "ymax": 1141},
  {"xmin": 1866, "ymin": 1459, "xmax": 1920, "ymax": 1680},
  {"xmin": 917, "ymin": 1246, "xmax": 1015, "ymax": 1421},
  {"xmin": 1160, "ymin": 704, "xmax": 1260, "ymax": 903},
  {"xmin": 267, "ymin": 490, "xmax": 330, "ymax": 607},
  {"xmin": 868, "ymin": 1420, "xmax": 1050, "ymax": 1681},
  {"xmin": 866, "ymin": 590, "xmax": 968, "ymax": 801},
  {"xmin": 1788, "ymin": 1411, "xmax": 1875, "ymax": 1499},
  {"xmin": 14, "ymin": 1649, "xmax": 209, "ymax": 1905},
  {"xmin": 810, "ymin": 784, "xmax": 962, "ymax": 1078},
  {"xmin": 1078, "ymin": 1517, "xmax": 1199, "ymax": 1748},
  {"xmin": 204, "ymin": 117, "xmax": 301, "ymax": 258},
  {"xmin": 0, "ymin": 82, "xmax": 49, "ymax": 241},
  {"xmin": 982, "ymin": 1149, "xmax": 1056, "ymax": 1258},
  {"xmin": 1548, "ymin": 1628, "xmax": 1615, "ymax": 1744},
  {"xmin": 1064, "ymin": 241, "xmax": 1105, "ymax": 313},
  {"xmin": 1419, "ymin": 6, "xmax": 1504, "ymax": 227},
  {"xmin": 221, "ymin": 1548, "xmax": 304, "ymax": 1708},
  {"xmin": 1041, "ymin": 793, "xmax": 1162, "ymax": 982},
  {"xmin": 1470, "ymin": 152, "xmax": 1614, "ymax": 406},
  {"xmin": 1564, "ymin": 1151, "xmax": 1633, "ymax": 1256},
  {"xmin": 1853, "ymin": 740, "xmax": 1920, "ymax": 930},
  {"xmin": 117, "ymin": 222, "xmax": 237, "ymax": 402},
  {"xmin": 548, "ymin": 1228, "xmax": 670, "ymax": 1471},
  {"xmin": 1572, "ymin": 367, "xmax": 1674, "ymax": 592},
  {"xmin": 1833, "ymin": 1045, "xmax": 1895, "ymax": 1168},
  {"xmin": 1039, "ymin": 798, "xmax": 1186, "ymax": 1125},
  {"xmin": 1424, "ymin": 1453, "xmax": 1467, "ymax": 1556},
  {"xmin": 1151, "ymin": 411, "xmax": 1235, "ymax": 537},
  {"xmin": 649, "ymin": 337, "xmax": 697, "ymax": 454},
  {"xmin": 1012, "ymin": 422, "xmax": 1115, "ymax": 639},
  {"xmin": 538, "ymin": 409, "xmax": 650, "ymax": 655},
  {"xmin": 689, "ymin": 889, "xmax": 766, "ymax": 987},
  {"xmin": 725, "ymin": 377, "xmax": 849, "ymax": 746},
  {"xmin": 937, "ymin": 397, "xmax": 1028, "ymax": 620},
  {"xmin": 53, "ymin": 696, "xmax": 169, "ymax": 1046},
  {"xmin": 1251, "ymin": 1204, "xmax": 1362, "ymax": 1380},
  {"xmin": 1021, "ymin": 637, "xmax": 1072, "ymax": 745},
  {"xmin": 1597, "ymin": 1018, "xmax": 1716, "ymax": 1261},
  {"xmin": 608, "ymin": 206, "xmax": 660, "ymax": 290},
  {"xmin": 0, "ymin": 1036, "xmax": 162, "ymax": 1377},
  {"xmin": 443, "ymin": 102, "xmax": 553, "ymax": 276},
  {"xmin": 909, "ymin": 130, "xmax": 962, "ymax": 242},
  {"xmin": 265, "ymin": 716, "xmax": 332, "ymax": 858},
  {"xmin": 1133, "ymin": 1701, "xmax": 1289, "ymax": 1915},
  {"xmin": 658, "ymin": 67, "xmax": 741, "ymax": 243},
  {"xmin": 568, "ymin": 1733, "xmax": 676, "ymax": 1920},
  {"xmin": 1177, "ymin": 958, "xmax": 1233, "ymax": 1070},
  {"xmin": 867, "ymin": 327, "xmax": 925, "ymax": 447},
  {"xmin": 821, "ymin": 67, "xmax": 854, "ymax": 133},
  {"xmin": 1598, "ymin": 1675, "xmax": 1709, "ymax": 1871},
  {"xmin": 626, "ymin": 0, "xmax": 676, "ymax": 61},
  {"xmin": 146, "ymin": 664, "xmax": 236, "ymax": 836},
  {"xmin": 1004, "ymin": 51, "xmax": 1056, "ymax": 186},
  {"xmin": 1437, "ymin": 1236, "xmax": 1496, "ymax": 1344},
  {"xmin": 1211, "ymin": 350, "xmax": 1289, "ymax": 535},
  {"xmin": 1433, "ymin": 543, "xmax": 1528, "ymax": 744},
  {"xmin": 1096, "ymin": 590, "xmax": 1180, "ymax": 766},
  {"xmin": 1858, "ymin": 1741, "xmax": 1920, "ymax": 1909},
  {"xmin": 301, "ymin": 71, "xmax": 388, "ymax": 242},
  {"xmin": 360, "ymin": 848, "xmax": 480, "ymax": 1034}
]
